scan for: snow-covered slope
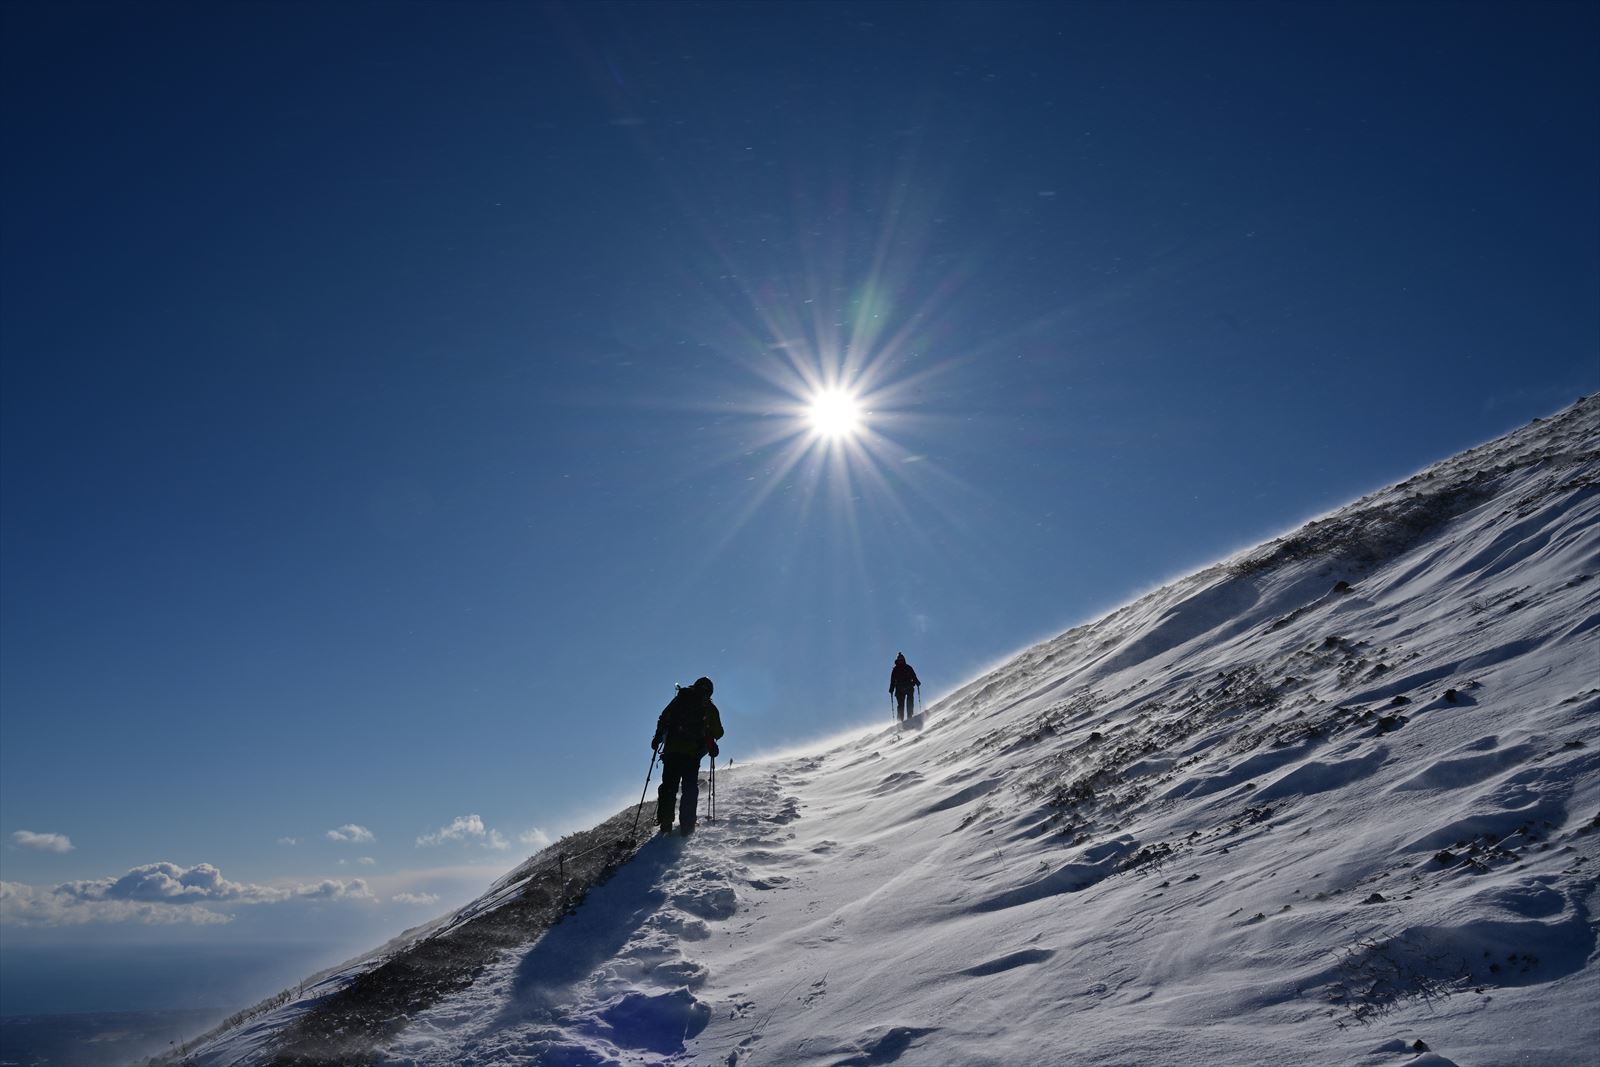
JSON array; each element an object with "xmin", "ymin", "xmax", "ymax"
[{"xmin": 189, "ymin": 397, "xmax": 1600, "ymax": 1067}]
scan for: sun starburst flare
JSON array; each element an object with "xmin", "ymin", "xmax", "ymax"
[{"xmin": 806, "ymin": 388, "xmax": 864, "ymax": 440}]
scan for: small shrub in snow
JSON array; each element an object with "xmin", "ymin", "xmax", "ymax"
[
  {"xmin": 1232, "ymin": 482, "xmax": 1495, "ymax": 577},
  {"xmin": 1118, "ymin": 841, "xmax": 1175, "ymax": 873},
  {"xmin": 1324, "ymin": 934, "xmax": 1469, "ymax": 1024}
]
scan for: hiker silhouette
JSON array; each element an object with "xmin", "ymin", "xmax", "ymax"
[
  {"xmin": 890, "ymin": 653, "xmax": 921, "ymax": 722},
  {"xmin": 651, "ymin": 676, "xmax": 725, "ymax": 836}
]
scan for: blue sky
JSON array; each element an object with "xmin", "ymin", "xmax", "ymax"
[{"xmin": 2, "ymin": 0, "xmax": 1596, "ymax": 1013}]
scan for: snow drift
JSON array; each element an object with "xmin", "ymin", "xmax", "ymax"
[{"xmin": 179, "ymin": 396, "xmax": 1600, "ymax": 1066}]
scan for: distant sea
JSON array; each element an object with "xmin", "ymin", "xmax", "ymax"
[
  {"xmin": 0, "ymin": 941, "xmax": 337, "ymax": 1065},
  {"xmin": 0, "ymin": 1009, "xmax": 218, "ymax": 1067}
]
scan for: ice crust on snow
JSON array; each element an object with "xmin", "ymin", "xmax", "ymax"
[{"xmin": 185, "ymin": 397, "xmax": 1600, "ymax": 1066}]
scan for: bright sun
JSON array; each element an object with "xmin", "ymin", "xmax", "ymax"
[{"xmin": 806, "ymin": 388, "xmax": 863, "ymax": 439}]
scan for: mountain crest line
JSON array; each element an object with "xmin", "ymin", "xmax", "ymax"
[{"xmin": 166, "ymin": 394, "xmax": 1600, "ymax": 1066}]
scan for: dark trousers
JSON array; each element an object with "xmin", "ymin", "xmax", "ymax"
[
  {"xmin": 657, "ymin": 752, "xmax": 703, "ymax": 829},
  {"xmin": 895, "ymin": 688, "xmax": 915, "ymax": 720}
]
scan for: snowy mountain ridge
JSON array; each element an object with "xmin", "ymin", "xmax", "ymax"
[{"xmin": 183, "ymin": 396, "xmax": 1600, "ymax": 1067}]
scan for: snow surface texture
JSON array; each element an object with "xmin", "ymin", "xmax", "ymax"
[{"xmin": 189, "ymin": 397, "xmax": 1600, "ymax": 1066}]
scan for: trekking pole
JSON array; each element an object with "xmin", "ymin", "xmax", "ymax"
[
  {"xmin": 709, "ymin": 756, "xmax": 716, "ymax": 823},
  {"xmin": 629, "ymin": 748, "xmax": 659, "ymax": 840}
]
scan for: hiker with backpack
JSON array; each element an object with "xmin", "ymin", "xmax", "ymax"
[
  {"xmin": 890, "ymin": 652, "xmax": 921, "ymax": 722},
  {"xmin": 651, "ymin": 676, "xmax": 725, "ymax": 836}
]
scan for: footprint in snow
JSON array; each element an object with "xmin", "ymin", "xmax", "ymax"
[
  {"xmin": 655, "ymin": 912, "xmax": 711, "ymax": 940},
  {"xmin": 602, "ymin": 944, "xmax": 680, "ymax": 985},
  {"xmin": 737, "ymin": 848, "xmax": 798, "ymax": 864},
  {"xmin": 600, "ymin": 987, "xmax": 711, "ymax": 1055},
  {"xmin": 673, "ymin": 884, "xmax": 739, "ymax": 920},
  {"xmin": 648, "ymin": 958, "xmax": 708, "ymax": 988},
  {"xmin": 747, "ymin": 875, "xmax": 791, "ymax": 890}
]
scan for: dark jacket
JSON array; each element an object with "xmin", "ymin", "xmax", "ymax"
[
  {"xmin": 890, "ymin": 659, "xmax": 920, "ymax": 694},
  {"xmin": 653, "ymin": 687, "xmax": 725, "ymax": 758}
]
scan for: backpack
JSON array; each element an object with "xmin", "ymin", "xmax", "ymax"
[{"xmin": 663, "ymin": 687, "xmax": 708, "ymax": 746}]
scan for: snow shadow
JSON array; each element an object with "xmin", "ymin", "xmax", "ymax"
[
  {"xmin": 1390, "ymin": 740, "xmax": 1538, "ymax": 793},
  {"xmin": 1094, "ymin": 575, "xmax": 1262, "ymax": 675},
  {"xmin": 494, "ymin": 836, "xmax": 687, "ymax": 1023},
  {"xmin": 916, "ymin": 777, "xmax": 1003, "ymax": 817},
  {"xmin": 1254, "ymin": 743, "xmax": 1388, "ymax": 802},
  {"xmin": 956, "ymin": 947, "xmax": 1056, "ymax": 977},
  {"xmin": 826, "ymin": 1024, "xmax": 940, "ymax": 1066},
  {"xmin": 870, "ymin": 770, "xmax": 924, "ymax": 796},
  {"xmin": 970, "ymin": 836, "xmax": 1137, "ymax": 913},
  {"xmin": 599, "ymin": 988, "xmax": 710, "ymax": 1054}
]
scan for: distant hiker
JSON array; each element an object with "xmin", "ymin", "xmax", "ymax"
[
  {"xmin": 890, "ymin": 652, "xmax": 921, "ymax": 722},
  {"xmin": 651, "ymin": 676, "xmax": 725, "ymax": 836}
]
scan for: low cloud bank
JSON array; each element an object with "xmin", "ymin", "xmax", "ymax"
[{"xmin": 0, "ymin": 861, "xmax": 373, "ymax": 927}]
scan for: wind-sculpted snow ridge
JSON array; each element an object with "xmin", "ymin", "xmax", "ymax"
[{"xmin": 182, "ymin": 396, "xmax": 1600, "ymax": 1066}]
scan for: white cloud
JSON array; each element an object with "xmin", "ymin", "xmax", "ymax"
[
  {"xmin": 518, "ymin": 828, "xmax": 551, "ymax": 849},
  {"xmin": 55, "ymin": 862, "xmax": 285, "ymax": 905},
  {"xmin": 1, "ymin": 881, "xmax": 231, "ymax": 926},
  {"xmin": 0, "ymin": 862, "xmax": 374, "ymax": 928},
  {"xmin": 11, "ymin": 830, "xmax": 74, "ymax": 854},
  {"xmin": 392, "ymin": 891, "xmax": 440, "ymax": 905},
  {"xmin": 293, "ymin": 879, "xmax": 373, "ymax": 902},
  {"xmin": 413, "ymin": 817, "xmax": 513, "ymax": 850},
  {"xmin": 277, "ymin": 837, "xmax": 298, "ymax": 846},
  {"xmin": 326, "ymin": 824, "xmax": 375, "ymax": 844},
  {"xmin": 417, "ymin": 814, "xmax": 493, "ymax": 848},
  {"xmin": 357, "ymin": 856, "xmax": 377, "ymax": 866}
]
